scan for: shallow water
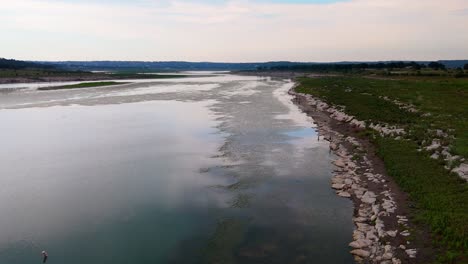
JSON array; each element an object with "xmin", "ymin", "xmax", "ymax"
[{"xmin": 0, "ymin": 73, "xmax": 354, "ymax": 264}]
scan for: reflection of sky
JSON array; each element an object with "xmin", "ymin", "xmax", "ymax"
[
  {"xmin": 273, "ymin": 82, "xmax": 324, "ymax": 157},
  {"xmin": 221, "ymin": 80, "xmax": 262, "ymax": 97},
  {"xmin": 284, "ymin": 127, "xmax": 317, "ymax": 138},
  {"xmin": 103, "ymin": 83, "xmax": 221, "ymax": 97},
  {"xmin": 0, "ymin": 73, "xmax": 260, "ymax": 91},
  {"xmin": 0, "ymin": 100, "xmax": 228, "ymax": 248},
  {"xmin": 273, "ymin": 81, "xmax": 316, "ymax": 127},
  {"xmin": 0, "ymin": 73, "xmax": 268, "ymax": 109}
]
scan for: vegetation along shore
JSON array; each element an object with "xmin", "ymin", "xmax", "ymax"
[{"xmin": 37, "ymin": 82, "xmax": 129, "ymax": 91}]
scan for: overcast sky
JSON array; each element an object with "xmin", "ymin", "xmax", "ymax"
[{"xmin": 1, "ymin": 0, "xmax": 468, "ymax": 62}]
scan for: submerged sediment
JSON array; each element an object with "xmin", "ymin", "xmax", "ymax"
[{"xmin": 289, "ymin": 89, "xmax": 421, "ymax": 264}]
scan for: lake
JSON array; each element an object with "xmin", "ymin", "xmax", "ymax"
[{"xmin": 0, "ymin": 73, "xmax": 354, "ymax": 264}]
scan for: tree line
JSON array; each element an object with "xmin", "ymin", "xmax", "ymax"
[
  {"xmin": 256, "ymin": 61, "xmax": 452, "ymax": 71},
  {"xmin": 0, "ymin": 58, "xmax": 53, "ymax": 69}
]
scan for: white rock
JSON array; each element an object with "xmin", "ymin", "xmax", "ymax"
[
  {"xmin": 317, "ymin": 102, "xmax": 329, "ymax": 111},
  {"xmin": 350, "ymin": 249, "xmax": 370, "ymax": 258},
  {"xmin": 366, "ymin": 231, "xmax": 378, "ymax": 241},
  {"xmin": 382, "ymin": 253, "xmax": 393, "ymax": 260},
  {"xmin": 353, "ymin": 230, "xmax": 365, "ymax": 240},
  {"xmin": 332, "ymin": 183, "xmax": 345, "ymax": 190},
  {"xmin": 357, "ymin": 223, "xmax": 372, "ymax": 232},
  {"xmin": 361, "ymin": 196, "xmax": 376, "ymax": 204},
  {"xmin": 347, "ymin": 161, "xmax": 357, "ymax": 169},
  {"xmin": 426, "ymin": 140, "xmax": 441, "ymax": 151},
  {"xmin": 333, "ymin": 160, "xmax": 346, "ymax": 168},
  {"xmin": 338, "ymin": 191, "xmax": 351, "ymax": 198},
  {"xmin": 363, "ymin": 191, "xmax": 376, "ymax": 198},
  {"xmin": 350, "ymin": 119, "xmax": 366, "ymax": 129},
  {"xmin": 384, "ymin": 245, "xmax": 392, "ymax": 253},
  {"xmin": 331, "ymin": 177, "xmax": 344, "ymax": 184},
  {"xmin": 372, "ymin": 204, "xmax": 380, "ymax": 215},
  {"xmin": 452, "ymin": 163, "xmax": 468, "ymax": 181},
  {"xmin": 344, "ymin": 179, "xmax": 353, "ymax": 185},
  {"xmin": 354, "ymin": 217, "xmax": 367, "ymax": 223},
  {"xmin": 349, "ymin": 239, "xmax": 372, "ymax": 249},
  {"xmin": 400, "ymin": 231, "xmax": 410, "ymax": 236},
  {"xmin": 331, "ymin": 111, "xmax": 351, "ymax": 122},
  {"xmin": 405, "ymin": 249, "xmax": 417, "ymax": 258}
]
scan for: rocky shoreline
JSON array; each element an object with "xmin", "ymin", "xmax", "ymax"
[{"xmin": 289, "ymin": 88, "xmax": 428, "ymax": 263}]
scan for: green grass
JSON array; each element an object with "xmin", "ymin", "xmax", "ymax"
[
  {"xmin": 38, "ymin": 81, "xmax": 126, "ymax": 90},
  {"xmin": 377, "ymin": 137, "xmax": 467, "ymax": 262},
  {"xmin": 295, "ymin": 76, "xmax": 468, "ymax": 157},
  {"xmin": 295, "ymin": 76, "xmax": 468, "ymax": 262}
]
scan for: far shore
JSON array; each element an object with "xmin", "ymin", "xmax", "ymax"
[
  {"xmin": 0, "ymin": 72, "xmax": 191, "ymax": 85},
  {"xmin": 0, "ymin": 75, "xmax": 114, "ymax": 84}
]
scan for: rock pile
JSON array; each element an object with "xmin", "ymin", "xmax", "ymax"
[
  {"xmin": 289, "ymin": 89, "xmax": 419, "ymax": 263},
  {"xmin": 329, "ymin": 140, "xmax": 416, "ymax": 263},
  {"xmin": 424, "ymin": 137, "xmax": 467, "ymax": 181}
]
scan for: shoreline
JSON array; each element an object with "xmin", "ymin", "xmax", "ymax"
[
  {"xmin": 37, "ymin": 81, "xmax": 129, "ymax": 91},
  {"xmin": 289, "ymin": 86, "xmax": 433, "ymax": 263},
  {"xmin": 0, "ymin": 75, "xmax": 115, "ymax": 84},
  {"xmin": 0, "ymin": 73, "xmax": 193, "ymax": 85}
]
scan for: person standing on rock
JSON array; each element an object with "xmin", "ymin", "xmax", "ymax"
[{"xmin": 41, "ymin": 250, "xmax": 48, "ymax": 263}]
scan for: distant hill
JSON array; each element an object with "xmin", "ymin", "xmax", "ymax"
[
  {"xmin": 35, "ymin": 60, "xmax": 467, "ymax": 71},
  {"xmin": 0, "ymin": 58, "xmax": 53, "ymax": 69},
  {"xmin": 438, "ymin": 60, "xmax": 468, "ymax": 69},
  {"xmin": 36, "ymin": 61, "xmax": 314, "ymax": 71}
]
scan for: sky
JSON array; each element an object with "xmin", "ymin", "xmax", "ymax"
[{"xmin": 1, "ymin": 0, "xmax": 468, "ymax": 62}]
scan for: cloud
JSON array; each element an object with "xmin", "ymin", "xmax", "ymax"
[
  {"xmin": 452, "ymin": 8, "xmax": 468, "ymax": 16},
  {"xmin": 1, "ymin": 0, "xmax": 467, "ymax": 61}
]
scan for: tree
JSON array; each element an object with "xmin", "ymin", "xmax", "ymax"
[
  {"xmin": 428, "ymin": 61, "xmax": 446, "ymax": 70},
  {"xmin": 464, "ymin": 63, "xmax": 468, "ymax": 70},
  {"xmin": 409, "ymin": 61, "xmax": 422, "ymax": 70}
]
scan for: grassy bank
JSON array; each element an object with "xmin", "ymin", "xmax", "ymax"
[
  {"xmin": 295, "ymin": 76, "xmax": 467, "ymax": 262},
  {"xmin": 38, "ymin": 81, "xmax": 127, "ymax": 90},
  {"xmin": 296, "ymin": 77, "xmax": 467, "ymax": 158}
]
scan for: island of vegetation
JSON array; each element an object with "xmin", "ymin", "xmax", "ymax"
[{"xmin": 37, "ymin": 81, "xmax": 129, "ymax": 90}]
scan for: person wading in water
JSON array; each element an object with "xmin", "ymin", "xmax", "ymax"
[{"xmin": 41, "ymin": 250, "xmax": 48, "ymax": 263}]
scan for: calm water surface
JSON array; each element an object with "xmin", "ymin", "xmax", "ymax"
[{"xmin": 0, "ymin": 73, "xmax": 354, "ymax": 263}]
